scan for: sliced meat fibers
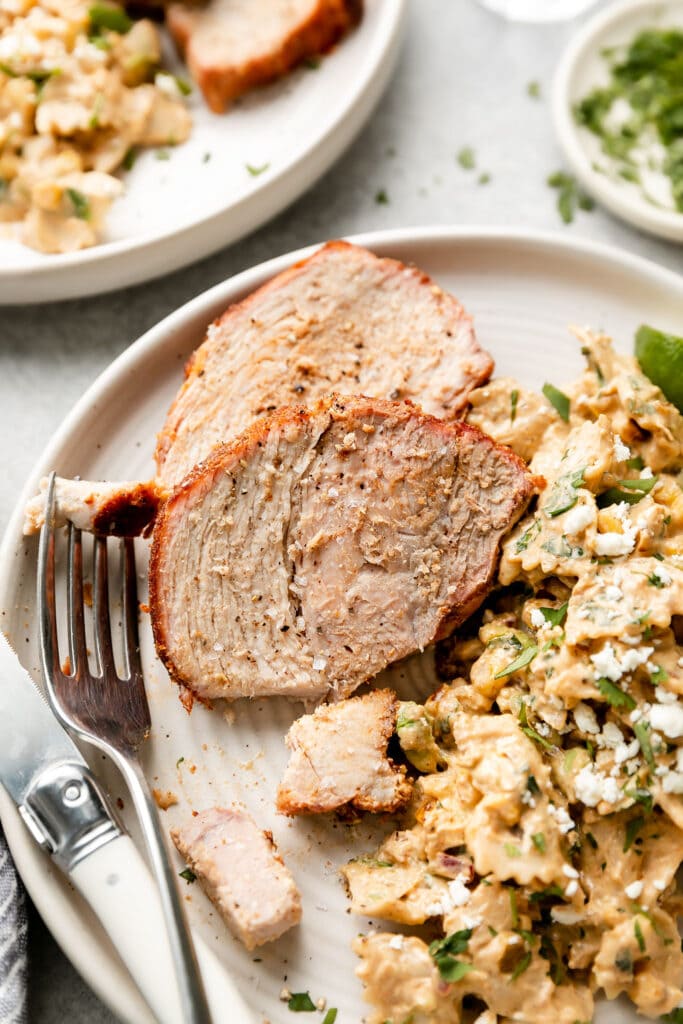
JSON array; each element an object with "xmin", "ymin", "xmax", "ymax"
[
  {"xmin": 167, "ymin": 0, "xmax": 363, "ymax": 114},
  {"xmin": 150, "ymin": 396, "xmax": 534, "ymax": 704},
  {"xmin": 276, "ymin": 689, "xmax": 412, "ymax": 816},
  {"xmin": 155, "ymin": 241, "xmax": 493, "ymax": 488}
]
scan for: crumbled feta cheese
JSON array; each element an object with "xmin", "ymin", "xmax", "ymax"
[
  {"xmin": 676, "ymin": 747, "xmax": 683, "ymax": 772},
  {"xmin": 641, "ymin": 467, "xmax": 653, "ymax": 479},
  {"xmin": 614, "ymin": 739, "xmax": 640, "ymax": 764},
  {"xmin": 575, "ymin": 763, "xmax": 620, "ymax": 807},
  {"xmin": 594, "ymin": 530, "xmax": 636, "ymax": 557},
  {"xmin": 530, "ymin": 608, "xmax": 546, "ymax": 629},
  {"xmin": 573, "ymin": 702, "xmax": 600, "ymax": 735},
  {"xmin": 662, "ymin": 771, "xmax": 683, "ymax": 794},
  {"xmin": 562, "ymin": 864, "xmax": 579, "ymax": 879},
  {"xmin": 551, "ymin": 906, "xmax": 584, "ymax": 925},
  {"xmin": 648, "ymin": 704, "xmax": 683, "ymax": 739},
  {"xmin": 624, "ymin": 880, "xmax": 643, "ymax": 899},
  {"xmin": 446, "ymin": 876, "xmax": 471, "ymax": 907},
  {"xmin": 564, "ymin": 503, "xmax": 594, "ymax": 535},
  {"xmin": 653, "ymin": 879, "xmax": 666, "ymax": 892},
  {"xmin": 605, "ymin": 584, "xmax": 623, "ymax": 602},
  {"xmin": 614, "ymin": 437, "xmax": 631, "ymax": 462},
  {"xmin": 548, "ymin": 804, "xmax": 576, "ymax": 834},
  {"xmin": 601, "ymin": 722, "xmax": 624, "ymax": 748},
  {"xmin": 590, "ymin": 643, "xmax": 623, "ymax": 682},
  {"xmin": 656, "ymin": 688, "xmax": 678, "ymax": 704},
  {"xmin": 564, "ymin": 880, "xmax": 579, "ymax": 897},
  {"xmin": 601, "ymin": 777, "xmax": 621, "ymax": 804},
  {"xmin": 619, "ymin": 646, "xmax": 654, "ymax": 673},
  {"xmin": 388, "ymin": 934, "xmax": 404, "ymax": 950},
  {"xmin": 312, "ymin": 656, "xmax": 327, "ymax": 671}
]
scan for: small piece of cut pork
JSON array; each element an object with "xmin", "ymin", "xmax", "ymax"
[
  {"xmin": 23, "ymin": 476, "xmax": 163, "ymax": 537},
  {"xmin": 167, "ymin": 0, "xmax": 362, "ymax": 113},
  {"xmin": 150, "ymin": 395, "xmax": 535, "ymax": 705},
  {"xmin": 276, "ymin": 689, "xmax": 412, "ymax": 815},
  {"xmin": 170, "ymin": 807, "xmax": 301, "ymax": 950},
  {"xmin": 155, "ymin": 240, "xmax": 493, "ymax": 488}
]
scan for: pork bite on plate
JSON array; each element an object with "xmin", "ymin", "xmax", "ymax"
[
  {"xmin": 276, "ymin": 689, "xmax": 412, "ymax": 816},
  {"xmin": 150, "ymin": 395, "xmax": 535, "ymax": 706},
  {"xmin": 170, "ymin": 806, "xmax": 301, "ymax": 950}
]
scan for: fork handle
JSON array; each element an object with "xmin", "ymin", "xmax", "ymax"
[{"xmin": 70, "ymin": 833, "xmax": 254, "ymax": 1024}]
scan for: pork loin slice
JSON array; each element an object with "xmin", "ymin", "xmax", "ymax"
[
  {"xmin": 23, "ymin": 476, "xmax": 163, "ymax": 537},
  {"xmin": 150, "ymin": 395, "xmax": 535, "ymax": 704},
  {"xmin": 277, "ymin": 689, "xmax": 411, "ymax": 815},
  {"xmin": 170, "ymin": 807, "xmax": 302, "ymax": 950},
  {"xmin": 155, "ymin": 241, "xmax": 493, "ymax": 488},
  {"xmin": 167, "ymin": 0, "xmax": 362, "ymax": 113}
]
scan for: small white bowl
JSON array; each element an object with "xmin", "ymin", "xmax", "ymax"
[{"xmin": 553, "ymin": 0, "xmax": 683, "ymax": 243}]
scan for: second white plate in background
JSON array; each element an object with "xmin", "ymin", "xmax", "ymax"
[{"xmin": 0, "ymin": 0, "xmax": 406, "ymax": 305}]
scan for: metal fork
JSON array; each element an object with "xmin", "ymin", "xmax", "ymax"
[{"xmin": 37, "ymin": 472, "xmax": 212, "ymax": 1024}]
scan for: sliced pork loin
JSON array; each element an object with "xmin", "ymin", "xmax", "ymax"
[
  {"xmin": 170, "ymin": 807, "xmax": 301, "ymax": 950},
  {"xmin": 155, "ymin": 241, "xmax": 493, "ymax": 489},
  {"xmin": 150, "ymin": 395, "xmax": 535, "ymax": 705},
  {"xmin": 167, "ymin": 0, "xmax": 362, "ymax": 113},
  {"xmin": 23, "ymin": 476, "xmax": 164, "ymax": 537},
  {"xmin": 277, "ymin": 689, "xmax": 412, "ymax": 815}
]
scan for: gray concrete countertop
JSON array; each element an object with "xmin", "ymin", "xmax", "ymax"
[{"xmin": 0, "ymin": 1, "xmax": 680, "ymax": 1021}]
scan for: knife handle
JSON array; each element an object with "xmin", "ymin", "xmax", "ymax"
[{"xmin": 70, "ymin": 833, "xmax": 254, "ymax": 1024}]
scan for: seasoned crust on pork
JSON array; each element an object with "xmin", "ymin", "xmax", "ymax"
[
  {"xmin": 167, "ymin": 0, "xmax": 362, "ymax": 113},
  {"xmin": 277, "ymin": 689, "xmax": 412, "ymax": 816},
  {"xmin": 150, "ymin": 395, "xmax": 535, "ymax": 705},
  {"xmin": 170, "ymin": 807, "xmax": 301, "ymax": 949},
  {"xmin": 155, "ymin": 240, "xmax": 493, "ymax": 488}
]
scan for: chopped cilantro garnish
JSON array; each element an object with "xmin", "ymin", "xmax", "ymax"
[
  {"xmin": 532, "ymin": 832, "xmax": 546, "ymax": 853},
  {"xmin": 623, "ymin": 816, "xmax": 645, "ymax": 852},
  {"xmin": 515, "ymin": 519, "xmax": 541, "ymax": 552},
  {"xmin": 203, "ymin": 152, "xmax": 211, "ymax": 163},
  {"xmin": 627, "ymin": 455, "xmax": 645, "ymax": 469},
  {"xmin": 304, "ymin": 56, "xmax": 321, "ymax": 69},
  {"xmin": 547, "ymin": 171, "xmax": 594, "ymax": 223},
  {"xmin": 457, "ymin": 146, "xmax": 475, "ymax": 169},
  {"xmin": 375, "ymin": 189, "xmax": 389, "ymax": 204},
  {"xmin": 542, "ymin": 382, "xmax": 571, "ymax": 421},
  {"xmin": 596, "ymin": 677, "xmax": 636, "ymax": 711},
  {"xmin": 518, "ymin": 702, "xmax": 554, "ymax": 750},
  {"xmin": 175, "ymin": 756, "xmax": 185, "ymax": 768},
  {"xmin": 246, "ymin": 162, "xmax": 270, "ymax": 176},
  {"xmin": 615, "ymin": 948, "xmax": 633, "ymax": 973},
  {"xmin": 510, "ymin": 951, "xmax": 532, "ymax": 980},
  {"xmin": 529, "ymin": 885, "xmax": 564, "ymax": 902},
  {"xmin": 510, "ymin": 388, "xmax": 519, "ymax": 423},
  {"xmin": 504, "ymin": 843, "xmax": 522, "ymax": 858},
  {"xmin": 634, "ymin": 918, "xmax": 646, "ymax": 953},
  {"xmin": 429, "ymin": 928, "xmax": 474, "ymax": 981},
  {"xmin": 509, "ymin": 888, "xmax": 519, "ymax": 928},
  {"xmin": 494, "ymin": 642, "xmax": 538, "ymax": 679},
  {"xmin": 288, "ymin": 992, "xmax": 316, "ymax": 1011},
  {"xmin": 174, "ymin": 76, "xmax": 192, "ymax": 96},
  {"xmin": 662, "ymin": 1009, "xmax": 683, "ymax": 1023},
  {"xmin": 67, "ymin": 188, "xmax": 91, "ymax": 221},
  {"xmin": 585, "ymin": 831, "xmax": 598, "ymax": 849},
  {"xmin": 122, "ymin": 147, "xmax": 137, "ymax": 171},
  {"xmin": 540, "ymin": 602, "xmax": 568, "ymax": 627},
  {"xmin": 527, "ymin": 80, "xmax": 541, "ymax": 99},
  {"xmin": 322, "ymin": 1011, "xmax": 337, "ymax": 1024},
  {"xmin": 89, "ymin": 3, "xmax": 132, "ymax": 34},
  {"xmin": 527, "ymin": 775, "xmax": 541, "ymax": 797},
  {"xmin": 156, "ymin": 149, "xmax": 170, "ymax": 161},
  {"xmin": 650, "ymin": 664, "xmax": 669, "ymax": 684},
  {"xmin": 179, "ymin": 867, "xmax": 196, "ymax": 883},
  {"xmin": 620, "ymin": 476, "xmax": 658, "ymax": 493},
  {"xmin": 478, "ymin": 172, "xmax": 491, "ymax": 185},
  {"xmin": 543, "ymin": 468, "xmax": 585, "ymax": 517},
  {"xmin": 634, "ymin": 721, "xmax": 655, "ymax": 770},
  {"xmin": 625, "ymin": 787, "xmax": 653, "ymax": 814},
  {"xmin": 647, "ymin": 571, "xmax": 667, "ymax": 588}
]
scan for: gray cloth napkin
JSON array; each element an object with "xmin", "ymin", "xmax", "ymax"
[{"xmin": 0, "ymin": 826, "xmax": 27, "ymax": 1024}]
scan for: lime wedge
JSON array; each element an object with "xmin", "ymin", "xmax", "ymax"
[{"xmin": 635, "ymin": 325, "xmax": 683, "ymax": 414}]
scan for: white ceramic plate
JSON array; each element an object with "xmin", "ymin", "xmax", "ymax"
[
  {"xmin": 553, "ymin": 0, "xmax": 683, "ymax": 242},
  {"xmin": 1, "ymin": 227, "xmax": 683, "ymax": 1024},
  {"xmin": 0, "ymin": 1, "xmax": 406, "ymax": 306}
]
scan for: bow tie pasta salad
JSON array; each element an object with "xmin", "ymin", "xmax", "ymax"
[{"xmin": 344, "ymin": 330, "xmax": 683, "ymax": 1024}]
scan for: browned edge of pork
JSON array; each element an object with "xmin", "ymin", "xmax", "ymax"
[{"xmin": 167, "ymin": 0, "xmax": 363, "ymax": 113}]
